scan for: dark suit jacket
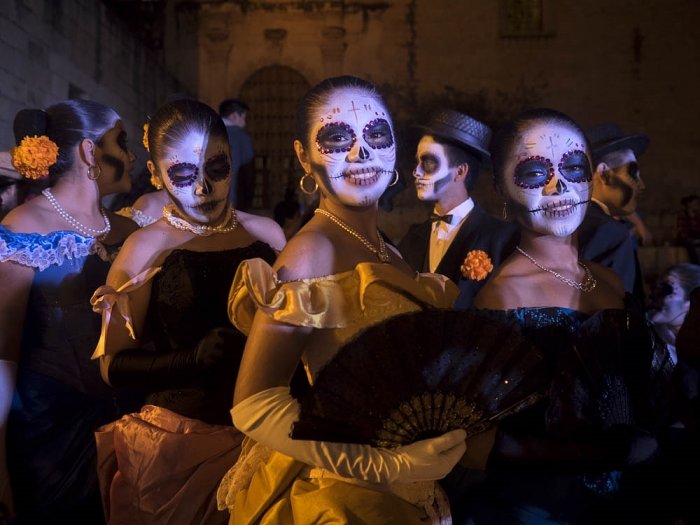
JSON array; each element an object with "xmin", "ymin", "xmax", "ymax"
[
  {"xmin": 398, "ymin": 203, "xmax": 519, "ymax": 309},
  {"xmin": 577, "ymin": 201, "xmax": 644, "ymax": 305}
]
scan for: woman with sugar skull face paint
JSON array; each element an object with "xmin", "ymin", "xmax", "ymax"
[
  {"xmin": 0, "ymin": 99, "xmax": 141, "ymax": 522},
  {"xmin": 440, "ymin": 109, "xmax": 674, "ymax": 525},
  {"xmin": 216, "ymin": 77, "xmax": 465, "ymax": 524},
  {"xmin": 91, "ymin": 99, "xmax": 286, "ymax": 525}
]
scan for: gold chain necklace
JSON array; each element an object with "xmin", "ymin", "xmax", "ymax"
[
  {"xmin": 314, "ymin": 208, "xmax": 391, "ymax": 263},
  {"xmin": 516, "ymin": 246, "xmax": 597, "ymax": 292},
  {"xmin": 162, "ymin": 204, "xmax": 238, "ymax": 236}
]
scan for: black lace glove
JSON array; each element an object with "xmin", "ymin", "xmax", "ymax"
[{"xmin": 107, "ymin": 326, "xmax": 245, "ymax": 389}]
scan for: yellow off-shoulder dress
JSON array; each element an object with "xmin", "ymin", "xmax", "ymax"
[{"xmin": 218, "ymin": 258, "xmax": 459, "ymax": 525}]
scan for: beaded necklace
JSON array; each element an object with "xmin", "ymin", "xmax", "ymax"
[
  {"xmin": 162, "ymin": 203, "xmax": 238, "ymax": 236},
  {"xmin": 42, "ymin": 188, "xmax": 111, "ymax": 239},
  {"xmin": 314, "ymin": 208, "xmax": 390, "ymax": 263}
]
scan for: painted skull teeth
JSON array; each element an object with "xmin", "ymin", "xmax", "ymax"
[{"xmin": 529, "ymin": 198, "xmax": 590, "ymax": 217}]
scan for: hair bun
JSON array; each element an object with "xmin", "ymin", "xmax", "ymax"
[{"xmin": 13, "ymin": 109, "xmax": 48, "ymax": 145}]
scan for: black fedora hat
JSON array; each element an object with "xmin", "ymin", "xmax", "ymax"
[
  {"xmin": 418, "ymin": 110, "xmax": 492, "ymax": 161},
  {"xmin": 586, "ymin": 122, "xmax": 649, "ymax": 164}
]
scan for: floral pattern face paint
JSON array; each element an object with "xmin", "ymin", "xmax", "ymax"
[
  {"xmin": 307, "ymin": 89, "xmax": 396, "ymax": 207},
  {"xmin": 157, "ymin": 131, "xmax": 231, "ymax": 225},
  {"xmin": 413, "ymin": 136, "xmax": 459, "ymax": 202},
  {"xmin": 503, "ymin": 121, "xmax": 592, "ymax": 237}
]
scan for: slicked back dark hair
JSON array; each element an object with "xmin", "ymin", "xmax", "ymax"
[
  {"xmin": 219, "ymin": 98, "xmax": 249, "ymax": 118},
  {"xmin": 13, "ymin": 99, "xmax": 119, "ymax": 183},
  {"xmin": 148, "ymin": 98, "xmax": 228, "ymax": 161},
  {"xmin": 294, "ymin": 76, "xmax": 388, "ymax": 149},
  {"xmin": 490, "ymin": 108, "xmax": 590, "ymax": 190},
  {"xmin": 439, "ymin": 139, "xmax": 482, "ymax": 193}
]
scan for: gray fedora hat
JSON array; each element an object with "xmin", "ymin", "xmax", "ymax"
[
  {"xmin": 418, "ymin": 110, "xmax": 492, "ymax": 160},
  {"xmin": 586, "ymin": 122, "xmax": 649, "ymax": 164}
]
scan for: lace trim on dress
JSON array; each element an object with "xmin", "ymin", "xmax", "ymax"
[
  {"xmin": 0, "ymin": 225, "xmax": 97, "ymax": 271},
  {"xmin": 216, "ymin": 439, "xmax": 274, "ymax": 513},
  {"xmin": 115, "ymin": 207, "xmax": 159, "ymax": 228}
]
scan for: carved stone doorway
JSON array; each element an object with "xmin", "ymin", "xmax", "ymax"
[{"xmin": 238, "ymin": 65, "xmax": 311, "ymax": 210}]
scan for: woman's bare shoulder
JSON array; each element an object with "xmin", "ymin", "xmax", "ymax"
[
  {"xmin": 237, "ymin": 211, "xmax": 286, "ymax": 252},
  {"xmin": 272, "ymin": 228, "xmax": 335, "ymax": 281}
]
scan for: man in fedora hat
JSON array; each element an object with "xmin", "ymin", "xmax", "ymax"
[
  {"xmin": 0, "ymin": 152, "xmax": 24, "ymax": 219},
  {"xmin": 578, "ymin": 122, "xmax": 649, "ymax": 304},
  {"xmin": 398, "ymin": 109, "xmax": 518, "ymax": 308}
]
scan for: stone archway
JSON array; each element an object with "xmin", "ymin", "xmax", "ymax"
[{"xmin": 238, "ymin": 65, "xmax": 311, "ymax": 210}]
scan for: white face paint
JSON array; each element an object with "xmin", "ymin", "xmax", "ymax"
[
  {"xmin": 502, "ymin": 121, "xmax": 592, "ymax": 237},
  {"xmin": 156, "ymin": 131, "xmax": 231, "ymax": 224},
  {"xmin": 650, "ymin": 273, "xmax": 690, "ymax": 327},
  {"xmin": 307, "ymin": 89, "xmax": 396, "ymax": 207},
  {"xmin": 602, "ymin": 149, "xmax": 644, "ymax": 216},
  {"xmin": 413, "ymin": 136, "xmax": 458, "ymax": 202}
]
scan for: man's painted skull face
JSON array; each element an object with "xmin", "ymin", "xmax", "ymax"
[{"xmin": 413, "ymin": 136, "xmax": 461, "ymax": 202}]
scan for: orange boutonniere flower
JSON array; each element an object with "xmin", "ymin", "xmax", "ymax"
[
  {"xmin": 460, "ymin": 250, "xmax": 493, "ymax": 281},
  {"xmin": 10, "ymin": 135, "xmax": 59, "ymax": 180}
]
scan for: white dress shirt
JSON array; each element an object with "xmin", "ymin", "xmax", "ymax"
[{"xmin": 429, "ymin": 198, "xmax": 474, "ymax": 272}]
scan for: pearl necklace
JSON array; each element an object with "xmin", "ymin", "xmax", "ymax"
[
  {"xmin": 162, "ymin": 203, "xmax": 238, "ymax": 236},
  {"xmin": 42, "ymin": 188, "xmax": 111, "ymax": 239},
  {"xmin": 516, "ymin": 246, "xmax": 597, "ymax": 292},
  {"xmin": 314, "ymin": 208, "xmax": 391, "ymax": 263}
]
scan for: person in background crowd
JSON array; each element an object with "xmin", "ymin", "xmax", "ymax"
[
  {"xmin": 677, "ymin": 194, "xmax": 700, "ymax": 264},
  {"xmin": 398, "ymin": 109, "xmax": 518, "ymax": 309},
  {"xmin": 0, "ymin": 99, "xmax": 140, "ymax": 524},
  {"xmin": 219, "ymin": 98, "xmax": 255, "ymax": 211},
  {"xmin": 92, "ymin": 98, "xmax": 285, "ymax": 525},
  {"xmin": 578, "ymin": 122, "xmax": 649, "ymax": 307},
  {"xmin": 648, "ymin": 263, "xmax": 700, "ymax": 363}
]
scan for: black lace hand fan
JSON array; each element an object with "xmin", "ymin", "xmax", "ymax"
[
  {"xmin": 290, "ymin": 309, "xmax": 549, "ymax": 448},
  {"xmin": 548, "ymin": 309, "xmax": 675, "ymax": 437}
]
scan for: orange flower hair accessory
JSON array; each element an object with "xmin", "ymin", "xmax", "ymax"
[
  {"xmin": 142, "ymin": 123, "xmax": 150, "ymax": 152},
  {"xmin": 460, "ymin": 250, "xmax": 493, "ymax": 281},
  {"xmin": 10, "ymin": 135, "xmax": 59, "ymax": 180}
]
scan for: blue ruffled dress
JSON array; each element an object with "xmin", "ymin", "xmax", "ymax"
[{"xmin": 0, "ymin": 225, "xmax": 141, "ymax": 523}]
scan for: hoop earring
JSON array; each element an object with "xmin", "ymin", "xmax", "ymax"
[
  {"xmin": 389, "ymin": 169, "xmax": 400, "ymax": 187},
  {"xmin": 150, "ymin": 173, "xmax": 163, "ymax": 190},
  {"xmin": 502, "ymin": 201, "xmax": 508, "ymax": 220},
  {"xmin": 87, "ymin": 164, "xmax": 102, "ymax": 181},
  {"xmin": 299, "ymin": 172, "xmax": 318, "ymax": 195}
]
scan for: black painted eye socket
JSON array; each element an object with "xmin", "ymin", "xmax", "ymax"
[
  {"xmin": 315, "ymin": 122, "xmax": 356, "ymax": 154},
  {"xmin": 166, "ymin": 162, "xmax": 198, "ymax": 187},
  {"xmin": 362, "ymin": 119, "xmax": 394, "ymax": 150},
  {"xmin": 626, "ymin": 161, "xmax": 639, "ymax": 179},
  {"xmin": 117, "ymin": 132, "xmax": 129, "ymax": 152},
  {"xmin": 420, "ymin": 156, "xmax": 439, "ymax": 174},
  {"xmin": 558, "ymin": 150, "xmax": 592, "ymax": 183},
  {"xmin": 513, "ymin": 156, "xmax": 553, "ymax": 189},
  {"xmin": 204, "ymin": 153, "xmax": 230, "ymax": 182}
]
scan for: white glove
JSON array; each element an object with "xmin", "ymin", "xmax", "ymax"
[{"xmin": 232, "ymin": 386, "xmax": 466, "ymax": 484}]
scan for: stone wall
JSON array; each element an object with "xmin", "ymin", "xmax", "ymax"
[
  {"xmin": 0, "ymin": 0, "xmax": 188, "ymax": 170},
  {"xmin": 192, "ymin": 0, "xmax": 700, "ymax": 245}
]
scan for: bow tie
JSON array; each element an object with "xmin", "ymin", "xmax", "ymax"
[{"xmin": 430, "ymin": 213, "xmax": 453, "ymax": 224}]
